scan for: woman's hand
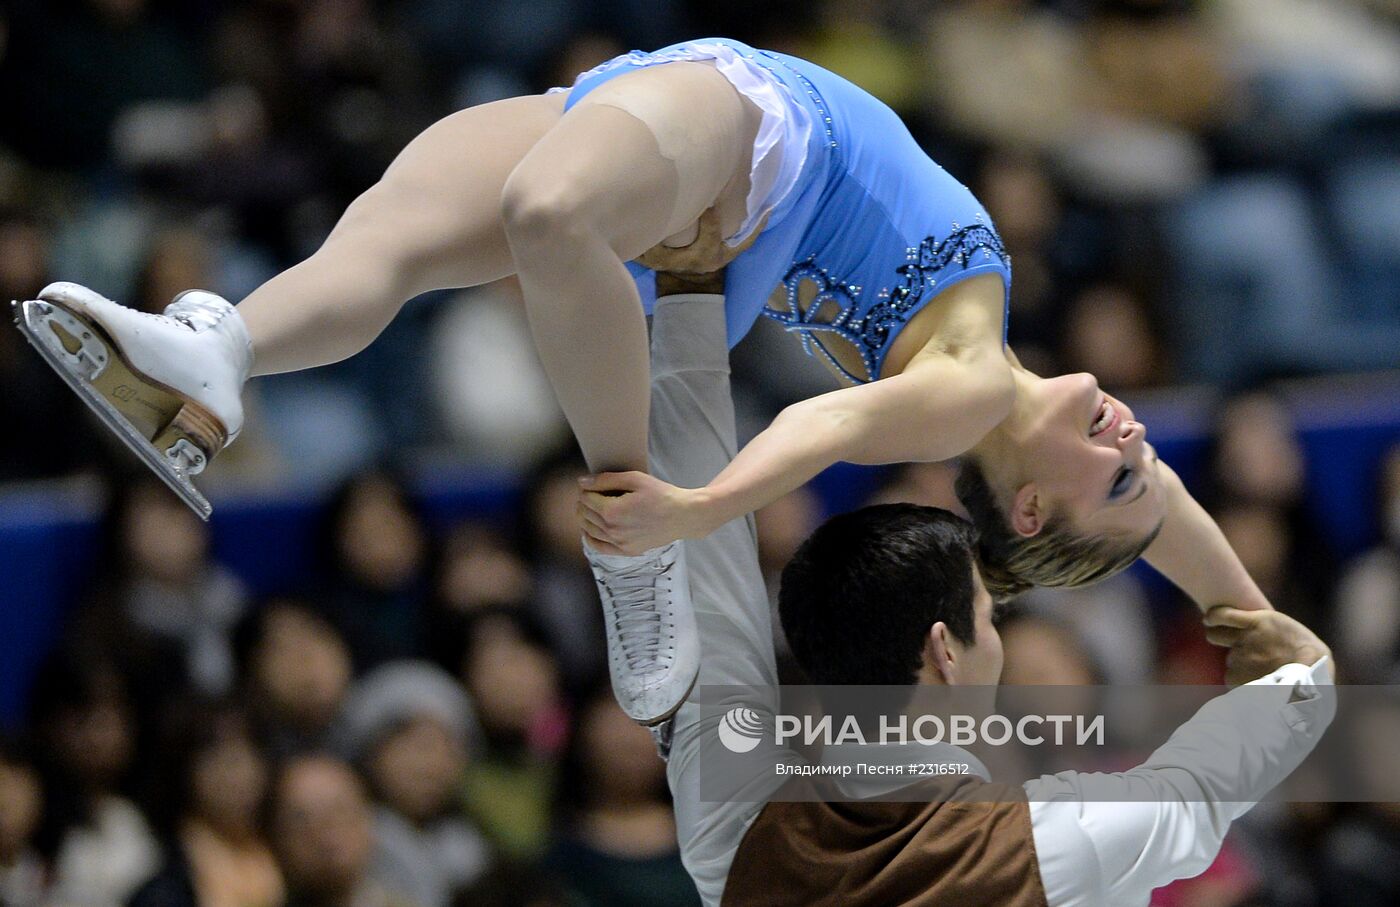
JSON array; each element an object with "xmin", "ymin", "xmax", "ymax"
[{"xmin": 576, "ymin": 472, "xmax": 716, "ymax": 555}]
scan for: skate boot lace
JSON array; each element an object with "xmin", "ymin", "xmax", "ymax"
[
  {"xmin": 165, "ymin": 293, "xmax": 233, "ymax": 332},
  {"xmin": 600, "ymin": 551, "xmax": 677, "ymax": 674}
]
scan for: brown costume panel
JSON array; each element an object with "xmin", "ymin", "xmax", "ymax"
[{"xmin": 721, "ymin": 776, "xmax": 1048, "ymax": 907}]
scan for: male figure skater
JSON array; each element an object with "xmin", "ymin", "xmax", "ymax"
[{"xmin": 620, "ymin": 286, "xmax": 1334, "ymax": 906}]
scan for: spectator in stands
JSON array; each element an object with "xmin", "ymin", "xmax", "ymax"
[
  {"xmin": 270, "ymin": 753, "xmax": 418, "ymax": 907},
  {"xmin": 1164, "ymin": 0, "xmax": 1400, "ymax": 385},
  {"xmin": 1235, "ymin": 798, "xmax": 1336, "ymax": 907},
  {"xmin": 427, "ymin": 522, "xmax": 534, "ymax": 672},
  {"xmin": 428, "ymin": 280, "xmax": 570, "ymax": 468},
  {"xmin": 1216, "ymin": 501, "xmax": 1300, "ymax": 611},
  {"xmin": 1204, "ymin": 393, "xmax": 1338, "ymax": 626},
  {"xmin": 0, "ymin": 209, "xmax": 109, "ymax": 481},
  {"xmin": 925, "ymin": 0, "xmax": 1082, "ymax": 152},
  {"xmin": 864, "ymin": 461, "xmax": 961, "ymax": 510},
  {"xmin": 132, "ymin": 227, "xmax": 217, "ymax": 316},
  {"xmin": 0, "ymin": 0, "xmax": 208, "ymax": 171},
  {"xmin": 1334, "ymin": 444, "xmax": 1400, "ymax": 682},
  {"xmin": 755, "ymin": 487, "xmax": 824, "ymax": 597},
  {"xmin": 518, "ymin": 448, "xmax": 605, "ymax": 690},
  {"xmin": 435, "ymin": 523, "xmax": 533, "ymax": 612},
  {"xmin": 546, "ymin": 685, "xmax": 698, "ymax": 907},
  {"xmin": 1209, "ymin": 393, "xmax": 1308, "ymax": 511},
  {"xmin": 458, "ymin": 609, "xmax": 568, "ymax": 864},
  {"xmin": 797, "ymin": 0, "xmax": 924, "ymax": 114},
  {"xmin": 282, "ymin": 0, "xmax": 433, "ymax": 201},
  {"xmin": 971, "ymin": 147, "xmax": 1071, "ymax": 377},
  {"xmin": 993, "ymin": 609, "xmax": 1103, "ymax": 775},
  {"xmin": 1015, "ymin": 570, "xmax": 1157, "ymax": 687},
  {"xmin": 130, "ymin": 699, "xmax": 283, "ymax": 907},
  {"xmin": 27, "ymin": 647, "xmax": 160, "ymax": 907},
  {"xmin": 319, "ymin": 469, "xmax": 432, "ymax": 672},
  {"xmin": 1060, "ymin": 282, "xmax": 1170, "ymax": 391},
  {"xmin": 237, "ymin": 598, "xmax": 354, "ymax": 759},
  {"xmin": 338, "ymin": 661, "xmax": 493, "ymax": 907},
  {"xmin": 998, "ymin": 607, "xmax": 1266, "ymax": 906},
  {"xmin": 74, "ymin": 476, "xmax": 250, "ymax": 706},
  {"xmin": 0, "ymin": 736, "xmax": 45, "ymax": 907},
  {"xmin": 997, "ymin": 611, "xmax": 1101, "ymax": 687},
  {"xmin": 1319, "ymin": 697, "xmax": 1400, "ymax": 906},
  {"xmin": 754, "ymin": 487, "xmax": 824, "ymax": 681}
]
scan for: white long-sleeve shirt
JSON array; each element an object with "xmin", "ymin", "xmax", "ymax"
[
  {"xmin": 1026, "ymin": 657, "xmax": 1335, "ymax": 906},
  {"xmin": 644, "ymin": 292, "xmax": 1337, "ymax": 906}
]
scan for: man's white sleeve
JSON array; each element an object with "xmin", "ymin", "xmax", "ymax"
[{"xmin": 1024, "ymin": 658, "xmax": 1335, "ymax": 907}]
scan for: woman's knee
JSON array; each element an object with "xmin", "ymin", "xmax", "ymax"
[
  {"xmin": 501, "ymin": 97, "xmax": 719, "ymax": 257},
  {"xmin": 498, "ymin": 165, "xmax": 596, "ymax": 250}
]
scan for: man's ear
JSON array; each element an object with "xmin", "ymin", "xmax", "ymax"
[
  {"xmin": 926, "ymin": 622, "xmax": 959, "ymax": 686},
  {"xmin": 1010, "ymin": 482, "xmax": 1045, "ymax": 538}
]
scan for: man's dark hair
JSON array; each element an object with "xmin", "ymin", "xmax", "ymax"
[{"xmin": 778, "ymin": 504, "xmax": 978, "ymax": 686}]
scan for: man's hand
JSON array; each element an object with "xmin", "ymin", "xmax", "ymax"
[
  {"xmin": 635, "ymin": 206, "xmax": 764, "ymax": 277},
  {"xmin": 1204, "ymin": 606, "xmax": 1332, "ymax": 686},
  {"xmin": 576, "ymin": 472, "xmax": 717, "ymax": 555}
]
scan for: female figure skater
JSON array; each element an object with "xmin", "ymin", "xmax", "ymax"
[{"xmin": 17, "ymin": 38, "xmax": 1268, "ymax": 726}]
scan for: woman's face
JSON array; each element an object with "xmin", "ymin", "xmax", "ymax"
[
  {"xmin": 254, "ymin": 606, "xmax": 352, "ymax": 731},
  {"xmin": 51, "ymin": 691, "xmax": 134, "ymax": 790},
  {"xmin": 1214, "ymin": 394, "xmax": 1303, "ymax": 508},
  {"xmin": 1009, "ymin": 373, "xmax": 1167, "ymax": 540},
  {"xmin": 579, "ymin": 697, "xmax": 665, "ymax": 805},
  {"xmin": 336, "ymin": 479, "xmax": 426, "ymax": 591},
  {"xmin": 191, "ymin": 734, "xmax": 268, "ymax": 836},
  {"xmin": 463, "ymin": 621, "xmax": 559, "ymax": 737},
  {"xmin": 122, "ymin": 483, "xmax": 209, "ymax": 584},
  {"xmin": 368, "ymin": 717, "xmax": 465, "ymax": 823}
]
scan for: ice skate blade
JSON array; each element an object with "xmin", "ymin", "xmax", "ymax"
[{"xmin": 12, "ymin": 300, "xmax": 214, "ymax": 520}]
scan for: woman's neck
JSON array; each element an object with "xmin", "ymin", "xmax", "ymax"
[{"xmin": 966, "ymin": 365, "xmax": 1038, "ymax": 473}]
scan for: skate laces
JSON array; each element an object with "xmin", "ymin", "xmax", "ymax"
[
  {"xmin": 599, "ymin": 549, "xmax": 677, "ymax": 673},
  {"xmin": 165, "ymin": 293, "xmax": 232, "ymax": 332},
  {"xmin": 164, "ymin": 292, "xmax": 253, "ymax": 376}
]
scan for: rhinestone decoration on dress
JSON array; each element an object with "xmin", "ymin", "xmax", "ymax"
[{"xmin": 762, "ymin": 223, "xmax": 1010, "ymax": 383}]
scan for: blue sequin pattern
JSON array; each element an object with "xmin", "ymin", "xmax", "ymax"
[{"xmin": 762, "ymin": 222, "xmax": 1010, "ymax": 383}]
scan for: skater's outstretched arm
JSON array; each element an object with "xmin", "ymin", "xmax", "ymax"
[
  {"xmin": 1027, "ymin": 622, "xmax": 1332, "ymax": 906},
  {"xmin": 1143, "ymin": 461, "xmax": 1273, "ymax": 612},
  {"xmin": 580, "ymin": 286, "xmax": 1013, "ymax": 555}
]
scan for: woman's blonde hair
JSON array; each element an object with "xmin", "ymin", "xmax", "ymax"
[{"xmin": 955, "ymin": 459, "xmax": 1162, "ymax": 602}]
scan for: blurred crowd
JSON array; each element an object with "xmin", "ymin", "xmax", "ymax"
[
  {"xmin": 1, "ymin": 1, "xmax": 1400, "ymax": 906},
  {"xmin": 2, "ymin": 462, "xmax": 693, "ymax": 907}
]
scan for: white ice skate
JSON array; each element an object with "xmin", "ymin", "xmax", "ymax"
[
  {"xmin": 12, "ymin": 282, "xmax": 252, "ymax": 519},
  {"xmin": 585, "ymin": 538, "xmax": 700, "ymax": 726}
]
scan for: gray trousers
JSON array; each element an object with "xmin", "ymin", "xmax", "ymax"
[{"xmin": 647, "ymin": 295, "xmax": 781, "ymax": 906}]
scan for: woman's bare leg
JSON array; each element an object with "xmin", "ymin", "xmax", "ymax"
[
  {"xmin": 236, "ymin": 92, "xmax": 567, "ymax": 376},
  {"xmin": 500, "ymin": 62, "xmax": 756, "ymax": 474},
  {"xmin": 237, "ymin": 61, "xmax": 756, "ymax": 476}
]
